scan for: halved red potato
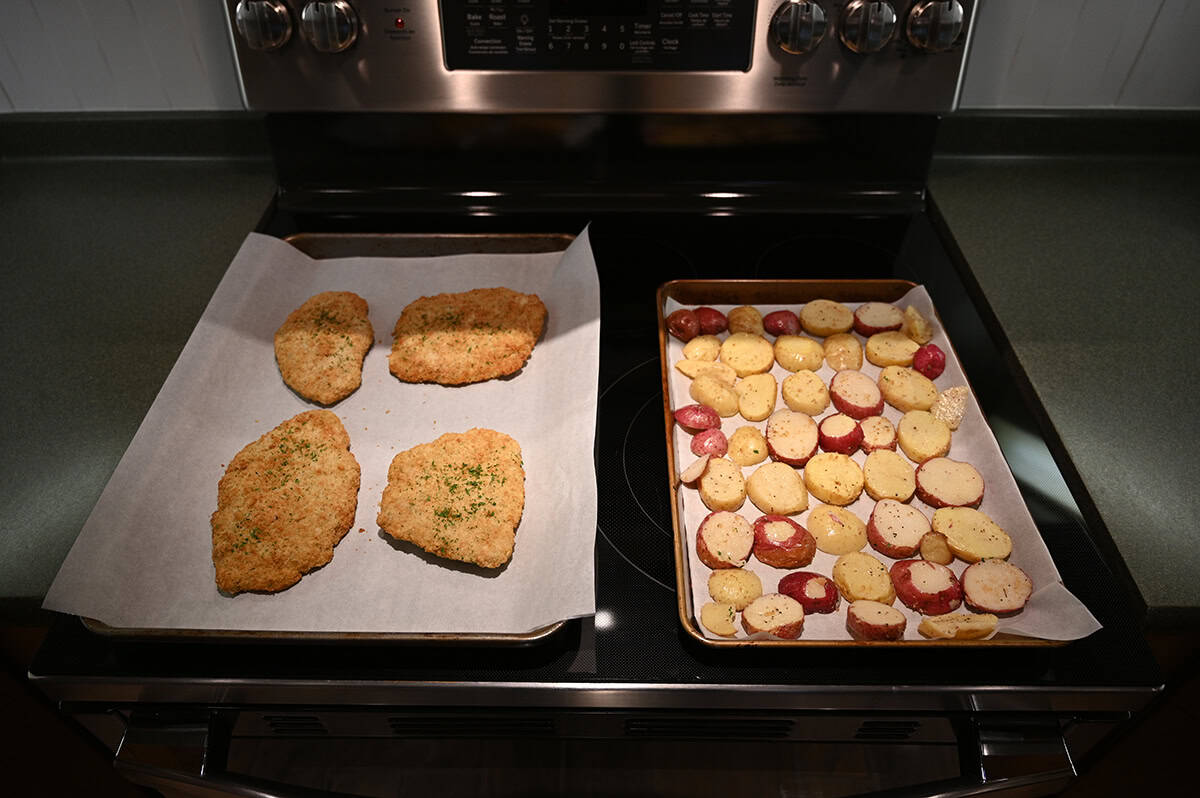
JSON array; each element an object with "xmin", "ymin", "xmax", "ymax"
[
  {"xmin": 752, "ymin": 515, "xmax": 816, "ymax": 569},
  {"xmin": 691, "ymin": 428, "xmax": 729, "ymax": 457},
  {"xmin": 846, "ymin": 599, "xmax": 906, "ymax": 641},
  {"xmin": 695, "ymin": 306, "xmax": 728, "ymax": 335},
  {"xmin": 765, "ymin": 410, "xmax": 819, "ymax": 467},
  {"xmin": 778, "ymin": 571, "xmax": 840, "ymax": 614},
  {"xmin": 763, "ymin": 309, "xmax": 801, "ymax": 337},
  {"xmin": 666, "ymin": 309, "xmax": 699, "ymax": 342},
  {"xmin": 818, "ymin": 413, "xmax": 863, "ymax": 455},
  {"xmin": 830, "ymin": 370, "xmax": 885, "ymax": 419},
  {"xmin": 867, "ymin": 499, "xmax": 931, "ymax": 559},
  {"xmin": 962, "ymin": 559, "xmax": 1033, "ymax": 616},
  {"xmin": 674, "ymin": 403, "xmax": 721, "ymax": 433},
  {"xmin": 915, "ymin": 458, "xmax": 985, "ymax": 508},
  {"xmin": 696, "ymin": 510, "xmax": 754, "ymax": 569},
  {"xmin": 741, "ymin": 593, "xmax": 806, "ymax": 639},
  {"xmin": 912, "ymin": 343, "xmax": 946, "ymax": 379},
  {"xmin": 890, "ymin": 559, "xmax": 964, "ymax": 616},
  {"xmin": 852, "ymin": 301, "xmax": 904, "ymax": 336},
  {"xmin": 859, "ymin": 415, "xmax": 897, "ymax": 452}
]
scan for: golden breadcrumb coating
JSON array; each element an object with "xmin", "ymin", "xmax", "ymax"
[
  {"xmin": 388, "ymin": 287, "xmax": 546, "ymax": 385},
  {"xmin": 274, "ymin": 291, "xmax": 374, "ymax": 405},
  {"xmin": 211, "ymin": 410, "xmax": 360, "ymax": 594},
  {"xmin": 377, "ymin": 428, "xmax": 525, "ymax": 569}
]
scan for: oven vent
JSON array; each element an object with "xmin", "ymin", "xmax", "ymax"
[
  {"xmin": 386, "ymin": 716, "xmax": 556, "ymax": 739},
  {"xmin": 625, "ymin": 718, "xmax": 794, "ymax": 740},
  {"xmin": 854, "ymin": 720, "xmax": 922, "ymax": 741},
  {"xmin": 262, "ymin": 715, "xmax": 328, "ymax": 736}
]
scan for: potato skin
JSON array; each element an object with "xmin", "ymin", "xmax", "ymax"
[
  {"xmin": 667, "ymin": 309, "xmax": 699, "ymax": 342},
  {"xmin": 890, "ymin": 559, "xmax": 963, "ymax": 616},
  {"xmin": 752, "ymin": 515, "xmax": 816, "ymax": 569},
  {"xmin": 695, "ymin": 307, "xmax": 728, "ymax": 335},
  {"xmin": 691, "ymin": 428, "xmax": 729, "ymax": 457},
  {"xmin": 846, "ymin": 600, "xmax": 906, "ymax": 641},
  {"xmin": 763, "ymin": 309, "xmax": 800, "ymax": 337},
  {"xmin": 696, "ymin": 510, "xmax": 754, "ymax": 569},
  {"xmin": 778, "ymin": 571, "xmax": 840, "ymax": 614},
  {"xmin": 727, "ymin": 305, "xmax": 765, "ymax": 336},
  {"xmin": 674, "ymin": 403, "xmax": 720, "ymax": 432}
]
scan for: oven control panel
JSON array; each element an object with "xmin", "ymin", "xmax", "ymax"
[
  {"xmin": 441, "ymin": 1, "xmax": 753, "ymax": 71},
  {"xmin": 225, "ymin": 1, "xmax": 978, "ymax": 112}
]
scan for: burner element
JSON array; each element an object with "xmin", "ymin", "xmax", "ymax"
[{"xmin": 596, "ymin": 358, "xmax": 677, "ymax": 591}]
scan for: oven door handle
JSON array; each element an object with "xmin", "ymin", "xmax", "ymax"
[{"xmin": 113, "ymin": 712, "xmax": 349, "ymax": 798}]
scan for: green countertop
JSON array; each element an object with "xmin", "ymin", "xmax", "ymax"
[
  {"xmin": 2, "ymin": 113, "xmax": 1197, "ymax": 624},
  {"xmin": 929, "ymin": 148, "xmax": 1200, "ymax": 621},
  {"xmin": 0, "ymin": 144, "xmax": 276, "ymax": 615}
]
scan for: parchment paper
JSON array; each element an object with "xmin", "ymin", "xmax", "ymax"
[
  {"xmin": 43, "ymin": 230, "xmax": 600, "ymax": 634},
  {"xmin": 666, "ymin": 287, "xmax": 1102, "ymax": 642}
]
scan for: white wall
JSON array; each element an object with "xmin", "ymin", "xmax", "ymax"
[
  {"xmin": 960, "ymin": 0, "xmax": 1200, "ymax": 109},
  {"xmin": 0, "ymin": 1, "xmax": 1197, "ymax": 112},
  {"xmin": 0, "ymin": 0, "xmax": 242, "ymax": 112}
]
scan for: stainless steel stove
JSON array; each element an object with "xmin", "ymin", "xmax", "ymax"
[{"xmin": 30, "ymin": 3, "xmax": 1162, "ymax": 796}]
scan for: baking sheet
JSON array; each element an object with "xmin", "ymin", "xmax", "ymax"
[
  {"xmin": 43, "ymin": 230, "xmax": 600, "ymax": 636},
  {"xmin": 663, "ymin": 283, "xmax": 1102, "ymax": 645}
]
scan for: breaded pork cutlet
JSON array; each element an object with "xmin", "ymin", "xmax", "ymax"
[
  {"xmin": 211, "ymin": 410, "xmax": 360, "ymax": 594},
  {"xmin": 388, "ymin": 287, "xmax": 546, "ymax": 385},
  {"xmin": 274, "ymin": 291, "xmax": 374, "ymax": 405},
  {"xmin": 377, "ymin": 428, "xmax": 525, "ymax": 569}
]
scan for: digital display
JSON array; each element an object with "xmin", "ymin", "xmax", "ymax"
[{"xmin": 548, "ymin": 1, "xmax": 648, "ymax": 15}]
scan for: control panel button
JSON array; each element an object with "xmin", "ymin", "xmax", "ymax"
[
  {"xmin": 771, "ymin": 1, "xmax": 827, "ymax": 55},
  {"xmin": 234, "ymin": 0, "xmax": 293, "ymax": 51},
  {"xmin": 300, "ymin": 1, "xmax": 359, "ymax": 53},
  {"xmin": 839, "ymin": 1, "xmax": 897, "ymax": 54},
  {"xmin": 906, "ymin": 1, "xmax": 964, "ymax": 53}
]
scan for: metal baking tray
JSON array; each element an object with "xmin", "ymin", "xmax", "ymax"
[
  {"xmin": 83, "ymin": 232, "xmax": 577, "ymax": 647},
  {"xmin": 659, "ymin": 279, "xmax": 1064, "ymax": 648}
]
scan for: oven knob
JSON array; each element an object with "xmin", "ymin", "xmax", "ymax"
[
  {"xmin": 906, "ymin": 1, "xmax": 965, "ymax": 52},
  {"xmin": 234, "ymin": 0, "xmax": 293, "ymax": 51},
  {"xmin": 771, "ymin": 1, "xmax": 828, "ymax": 55},
  {"xmin": 300, "ymin": 1, "xmax": 359, "ymax": 53},
  {"xmin": 839, "ymin": 1, "xmax": 898, "ymax": 54}
]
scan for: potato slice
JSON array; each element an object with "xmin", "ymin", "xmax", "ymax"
[
  {"xmin": 897, "ymin": 410, "xmax": 952, "ymax": 463},
  {"xmin": 862, "ymin": 449, "xmax": 916, "ymax": 503},
  {"xmin": 865, "ymin": 331, "xmax": 920, "ymax": 367},
  {"xmin": 878, "ymin": 366, "xmax": 937, "ymax": 413},
  {"xmin": 918, "ymin": 612, "xmax": 998, "ymax": 640},
  {"xmin": 847, "ymin": 599, "xmax": 906, "ymax": 641},
  {"xmin": 735, "ymin": 373, "xmax": 778, "ymax": 422},
  {"xmin": 774, "ymin": 335, "xmax": 824, "ymax": 372},
  {"xmin": 741, "ymin": 593, "xmax": 805, "ymax": 638},
  {"xmin": 697, "ymin": 457, "xmax": 747, "ymax": 512},
  {"xmin": 901, "ymin": 305, "xmax": 935, "ymax": 345},
  {"xmin": 682, "ymin": 334, "xmax": 722, "ymax": 361},
  {"xmin": 823, "ymin": 332, "xmax": 863, "ymax": 371},
  {"xmin": 689, "ymin": 374, "xmax": 739, "ymax": 417},
  {"xmin": 781, "ymin": 370, "xmax": 829, "ymax": 415},
  {"xmin": 962, "ymin": 559, "xmax": 1032, "ymax": 616},
  {"xmin": 727, "ymin": 305, "xmax": 765, "ymax": 336},
  {"xmin": 728, "ymin": 426, "xmax": 769, "ymax": 467},
  {"xmin": 675, "ymin": 359, "xmax": 738, "ymax": 384},
  {"xmin": 720, "ymin": 332, "xmax": 775, "ymax": 377},
  {"xmin": 746, "ymin": 461, "xmax": 808, "ymax": 516},
  {"xmin": 833, "ymin": 552, "xmax": 896, "ymax": 605},
  {"xmin": 699, "ymin": 601, "xmax": 739, "ymax": 637},
  {"xmin": 808, "ymin": 504, "xmax": 867, "ymax": 555},
  {"xmin": 708, "ymin": 568, "xmax": 763, "ymax": 610},
  {"xmin": 799, "ymin": 299, "xmax": 854, "ymax": 337},
  {"xmin": 931, "ymin": 507, "xmax": 1013, "ymax": 562},
  {"xmin": 803, "ymin": 452, "xmax": 863, "ymax": 506}
]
